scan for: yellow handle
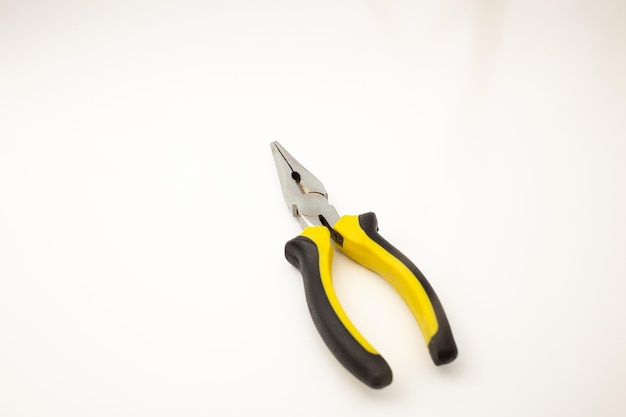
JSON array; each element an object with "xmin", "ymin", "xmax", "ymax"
[
  {"xmin": 285, "ymin": 226, "xmax": 393, "ymax": 388},
  {"xmin": 299, "ymin": 227, "xmax": 378, "ymax": 354},
  {"xmin": 334, "ymin": 213, "xmax": 457, "ymax": 364}
]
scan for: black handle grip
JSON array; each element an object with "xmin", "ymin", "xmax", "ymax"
[
  {"xmin": 285, "ymin": 227, "xmax": 392, "ymax": 389},
  {"xmin": 354, "ymin": 212, "xmax": 457, "ymax": 365}
]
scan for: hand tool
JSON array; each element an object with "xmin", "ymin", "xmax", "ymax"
[{"xmin": 271, "ymin": 141, "xmax": 457, "ymax": 389}]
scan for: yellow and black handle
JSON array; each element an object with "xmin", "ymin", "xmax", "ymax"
[
  {"xmin": 285, "ymin": 226, "xmax": 393, "ymax": 388},
  {"xmin": 285, "ymin": 212, "xmax": 457, "ymax": 388},
  {"xmin": 335, "ymin": 213, "xmax": 457, "ymax": 366}
]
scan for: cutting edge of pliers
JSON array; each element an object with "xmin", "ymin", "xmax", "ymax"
[{"xmin": 271, "ymin": 141, "xmax": 457, "ymax": 389}]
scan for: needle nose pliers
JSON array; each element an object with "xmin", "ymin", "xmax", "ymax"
[{"xmin": 271, "ymin": 141, "xmax": 457, "ymax": 389}]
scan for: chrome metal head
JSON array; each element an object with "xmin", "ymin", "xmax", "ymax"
[{"xmin": 271, "ymin": 141, "xmax": 340, "ymax": 229}]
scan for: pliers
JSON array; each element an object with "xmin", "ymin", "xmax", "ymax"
[{"xmin": 271, "ymin": 141, "xmax": 457, "ymax": 389}]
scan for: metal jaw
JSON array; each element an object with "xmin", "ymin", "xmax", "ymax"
[{"xmin": 271, "ymin": 141, "xmax": 340, "ymax": 230}]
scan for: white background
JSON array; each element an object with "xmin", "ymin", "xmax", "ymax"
[{"xmin": 1, "ymin": 0, "xmax": 625, "ymax": 416}]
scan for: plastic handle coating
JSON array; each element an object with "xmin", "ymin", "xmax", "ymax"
[
  {"xmin": 285, "ymin": 226, "xmax": 393, "ymax": 389},
  {"xmin": 334, "ymin": 212, "xmax": 457, "ymax": 365}
]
